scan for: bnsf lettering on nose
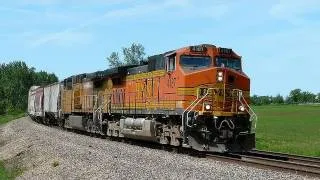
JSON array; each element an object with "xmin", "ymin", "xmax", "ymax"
[{"xmin": 213, "ymin": 89, "xmax": 232, "ymax": 97}]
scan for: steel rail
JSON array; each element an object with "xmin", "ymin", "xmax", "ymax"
[
  {"xmin": 240, "ymin": 155, "xmax": 320, "ymax": 176},
  {"xmin": 247, "ymin": 150, "xmax": 320, "ymax": 167},
  {"xmin": 206, "ymin": 152, "xmax": 320, "ymax": 178}
]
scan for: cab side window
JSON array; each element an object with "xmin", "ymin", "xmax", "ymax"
[{"xmin": 166, "ymin": 56, "xmax": 176, "ymax": 72}]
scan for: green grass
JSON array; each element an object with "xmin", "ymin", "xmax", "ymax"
[
  {"xmin": 0, "ymin": 111, "xmax": 26, "ymax": 179},
  {"xmin": 0, "ymin": 111, "xmax": 25, "ymax": 125},
  {"xmin": 0, "ymin": 161, "xmax": 24, "ymax": 180},
  {"xmin": 0, "ymin": 161, "xmax": 9, "ymax": 180},
  {"xmin": 254, "ymin": 104, "xmax": 320, "ymax": 157}
]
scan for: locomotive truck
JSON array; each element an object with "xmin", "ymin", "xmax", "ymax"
[{"xmin": 28, "ymin": 44, "xmax": 257, "ymax": 153}]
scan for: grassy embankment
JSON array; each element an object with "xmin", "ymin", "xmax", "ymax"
[
  {"xmin": 0, "ymin": 111, "xmax": 25, "ymax": 179},
  {"xmin": 0, "ymin": 111, "xmax": 25, "ymax": 125},
  {"xmin": 254, "ymin": 105, "xmax": 320, "ymax": 157}
]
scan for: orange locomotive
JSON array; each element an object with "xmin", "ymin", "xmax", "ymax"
[{"xmin": 29, "ymin": 44, "xmax": 257, "ymax": 153}]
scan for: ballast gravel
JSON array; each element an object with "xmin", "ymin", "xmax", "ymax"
[{"xmin": 0, "ymin": 117, "xmax": 316, "ymax": 180}]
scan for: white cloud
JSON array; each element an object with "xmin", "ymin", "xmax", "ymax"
[
  {"xmin": 269, "ymin": 0, "xmax": 320, "ymax": 24},
  {"xmin": 18, "ymin": 0, "xmax": 134, "ymax": 6},
  {"xmin": 30, "ymin": 0, "xmax": 230, "ymax": 47},
  {"xmin": 0, "ymin": 6, "xmax": 38, "ymax": 14},
  {"xmin": 28, "ymin": 1, "xmax": 165, "ymax": 47},
  {"xmin": 20, "ymin": 0, "xmax": 58, "ymax": 5},
  {"xmin": 30, "ymin": 32, "xmax": 93, "ymax": 47}
]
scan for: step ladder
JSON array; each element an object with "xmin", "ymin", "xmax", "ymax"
[
  {"xmin": 238, "ymin": 91, "xmax": 258, "ymax": 133},
  {"xmin": 93, "ymin": 95, "xmax": 112, "ymax": 134}
]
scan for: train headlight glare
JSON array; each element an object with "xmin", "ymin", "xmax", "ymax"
[
  {"xmin": 218, "ymin": 72, "xmax": 223, "ymax": 77},
  {"xmin": 218, "ymin": 76, "xmax": 223, "ymax": 82},
  {"xmin": 239, "ymin": 106, "xmax": 245, "ymax": 112},
  {"xmin": 205, "ymin": 104, "xmax": 211, "ymax": 110}
]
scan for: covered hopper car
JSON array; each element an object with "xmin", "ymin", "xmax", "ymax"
[{"xmin": 28, "ymin": 44, "xmax": 257, "ymax": 153}]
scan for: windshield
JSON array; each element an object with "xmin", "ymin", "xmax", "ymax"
[
  {"xmin": 180, "ymin": 56, "xmax": 212, "ymax": 72},
  {"xmin": 216, "ymin": 57, "xmax": 241, "ymax": 71}
]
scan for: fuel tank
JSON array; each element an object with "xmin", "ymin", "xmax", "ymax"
[{"xmin": 120, "ymin": 118, "xmax": 157, "ymax": 141}]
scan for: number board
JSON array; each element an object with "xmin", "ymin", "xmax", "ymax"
[
  {"xmin": 190, "ymin": 45, "xmax": 207, "ymax": 53},
  {"xmin": 219, "ymin": 48, "xmax": 232, "ymax": 54}
]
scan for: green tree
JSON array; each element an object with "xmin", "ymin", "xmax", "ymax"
[
  {"xmin": 106, "ymin": 52, "xmax": 122, "ymax": 68},
  {"xmin": 285, "ymin": 96, "xmax": 293, "ymax": 104},
  {"xmin": 250, "ymin": 95, "xmax": 261, "ymax": 106},
  {"xmin": 122, "ymin": 43, "xmax": 146, "ymax": 66},
  {"xmin": 260, "ymin": 96, "xmax": 271, "ymax": 105},
  {"xmin": 272, "ymin": 94, "xmax": 284, "ymax": 104},
  {"xmin": 0, "ymin": 61, "xmax": 33, "ymax": 110},
  {"xmin": 0, "ymin": 61, "xmax": 58, "ymax": 113},
  {"xmin": 250, "ymin": 95, "xmax": 273, "ymax": 105},
  {"xmin": 106, "ymin": 43, "xmax": 146, "ymax": 68},
  {"xmin": 0, "ymin": 87, "xmax": 6, "ymax": 114},
  {"xmin": 300, "ymin": 91, "xmax": 316, "ymax": 103},
  {"xmin": 33, "ymin": 71, "xmax": 58, "ymax": 86},
  {"xmin": 288, "ymin": 89, "xmax": 302, "ymax": 104}
]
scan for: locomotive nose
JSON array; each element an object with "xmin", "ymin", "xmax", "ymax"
[
  {"xmin": 200, "ymin": 68, "xmax": 251, "ymax": 115},
  {"xmin": 216, "ymin": 68, "xmax": 250, "ymax": 90}
]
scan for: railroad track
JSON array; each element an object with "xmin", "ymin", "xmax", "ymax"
[
  {"xmin": 207, "ymin": 150, "xmax": 320, "ymax": 178},
  {"xmin": 247, "ymin": 150, "xmax": 320, "ymax": 168}
]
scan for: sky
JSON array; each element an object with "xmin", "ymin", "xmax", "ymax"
[{"xmin": 0, "ymin": 0, "xmax": 319, "ymax": 96}]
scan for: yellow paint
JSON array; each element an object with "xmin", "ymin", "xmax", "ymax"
[
  {"xmin": 62, "ymin": 90, "xmax": 73, "ymax": 113},
  {"xmin": 175, "ymin": 100, "xmax": 184, "ymax": 109},
  {"xmin": 125, "ymin": 70, "xmax": 166, "ymax": 81},
  {"xmin": 177, "ymin": 87, "xmax": 197, "ymax": 96},
  {"xmin": 212, "ymin": 111, "xmax": 234, "ymax": 116},
  {"xmin": 111, "ymin": 100, "xmax": 177, "ymax": 111}
]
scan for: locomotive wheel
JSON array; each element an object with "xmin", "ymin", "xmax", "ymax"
[
  {"xmin": 86, "ymin": 120, "xmax": 94, "ymax": 136},
  {"xmin": 43, "ymin": 117, "xmax": 49, "ymax": 125},
  {"xmin": 58, "ymin": 118, "xmax": 65, "ymax": 129},
  {"xmin": 85, "ymin": 120, "xmax": 90, "ymax": 132}
]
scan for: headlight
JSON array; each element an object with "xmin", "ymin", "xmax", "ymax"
[
  {"xmin": 239, "ymin": 105, "xmax": 245, "ymax": 112},
  {"xmin": 217, "ymin": 71, "xmax": 224, "ymax": 82},
  {"xmin": 205, "ymin": 104, "xmax": 211, "ymax": 110}
]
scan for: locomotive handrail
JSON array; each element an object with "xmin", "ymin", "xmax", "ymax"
[
  {"xmin": 92, "ymin": 93, "xmax": 113, "ymax": 133},
  {"xmin": 182, "ymin": 92, "xmax": 201, "ymax": 145},
  {"xmin": 232, "ymin": 89, "xmax": 243, "ymax": 113},
  {"xmin": 96, "ymin": 93, "xmax": 112, "ymax": 115},
  {"xmin": 232, "ymin": 89, "xmax": 257, "ymax": 133},
  {"xmin": 239, "ymin": 92, "xmax": 258, "ymax": 133},
  {"xmin": 181, "ymin": 88, "xmax": 213, "ymax": 145},
  {"xmin": 186, "ymin": 88, "xmax": 213, "ymax": 127}
]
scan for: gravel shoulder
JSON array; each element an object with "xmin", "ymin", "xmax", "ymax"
[{"xmin": 0, "ymin": 117, "xmax": 316, "ymax": 180}]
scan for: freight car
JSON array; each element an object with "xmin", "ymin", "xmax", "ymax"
[
  {"xmin": 28, "ymin": 86, "xmax": 43, "ymax": 121},
  {"xmin": 28, "ymin": 44, "xmax": 257, "ymax": 153}
]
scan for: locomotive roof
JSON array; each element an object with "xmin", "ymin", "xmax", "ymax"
[
  {"xmin": 64, "ymin": 64, "xmax": 138, "ymax": 82},
  {"xmin": 63, "ymin": 43, "xmax": 239, "ymax": 82},
  {"xmin": 64, "ymin": 52, "xmax": 171, "ymax": 82}
]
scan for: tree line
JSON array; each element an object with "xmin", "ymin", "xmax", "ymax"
[
  {"xmin": 0, "ymin": 61, "xmax": 58, "ymax": 115},
  {"xmin": 0, "ymin": 43, "xmax": 145, "ymax": 115},
  {"xmin": 251, "ymin": 89, "xmax": 320, "ymax": 106}
]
